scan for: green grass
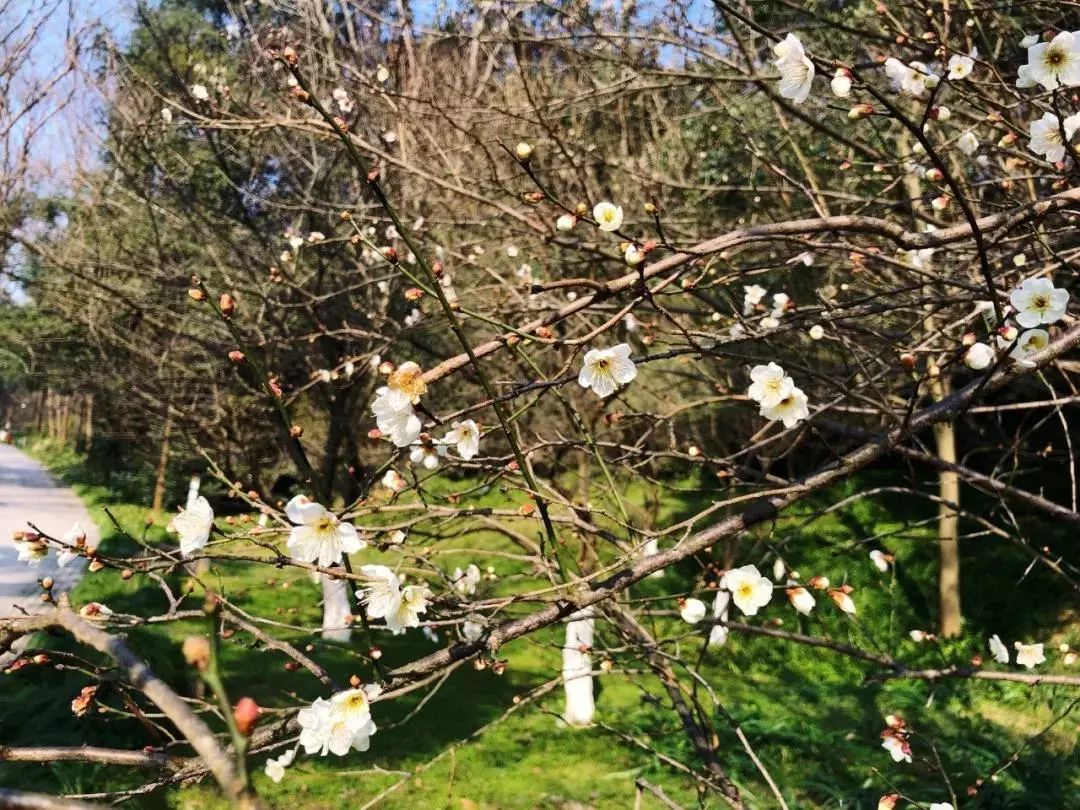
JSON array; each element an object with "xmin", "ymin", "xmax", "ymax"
[{"xmin": 2, "ymin": 440, "xmax": 1077, "ymax": 808}]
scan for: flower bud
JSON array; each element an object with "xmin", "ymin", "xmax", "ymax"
[
  {"xmin": 41, "ymin": 577, "xmax": 54, "ymax": 590},
  {"xmin": 515, "ymin": 142, "xmax": 533, "ymax": 160},
  {"xmin": 188, "ymin": 288, "xmax": 205, "ymax": 302},
  {"xmin": 289, "ymin": 424, "xmax": 304, "ymax": 438},
  {"xmin": 925, "ymin": 167, "xmax": 944, "ymax": 182},
  {"xmin": 282, "ymin": 46, "xmax": 298, "ymax": 65},
  {"xmin": 228, "ymin": 350, "xmax": 246, "ymax": 364},
  {"xmin": 233, "ymin": 697, "xmax": 261, "ymax": 736},
  {"xmin": 997, "ymin": 325, "xmax": 1018, "ymax": 342},
  {"xmin": 899, "ymin": 352, "xmax": 916, "ymax": 369},
  {"xmin": 219, "ymin": 293, "xmax": 236, "ymax": 318},
  {"xmin": 848, "ymin": 103, "xmax": 874, "ymax": 120},
  {"xmin": 404, "ymin": 287, "xmax": 423, "ymax": 301},
  {"xmin": 182, "ymin": 636, "xmax": 211, "ymax": 671},
  {"xmin": 555, "ymin": 214, "xmax": 576, "ymax": 231}
]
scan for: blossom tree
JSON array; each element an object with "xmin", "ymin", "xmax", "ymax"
[{"xmin": 1, "ymin": 1, "xmax": 1080, "ymax": 808}]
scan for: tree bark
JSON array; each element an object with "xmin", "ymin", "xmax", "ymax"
[
  {"xmin": 929, "ymin": 369, "xmax": 962, "ymax": 637},
  {"xmin": 151, "ymin": 410, "xmax": 173, "ymax": 516}
]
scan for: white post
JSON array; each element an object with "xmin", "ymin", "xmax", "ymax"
[
  {"xmin": 186, "ymin": 475, "xmax": 201, "ymax": 509},
  {"xmin": 562, "ymin": 609, "xmax": 595, "ymax": 726},
  {"xmin": 321, "ymin": 573, "xmax": 352, "ymax": 643},
  {"xmin": 708, "ymin": 589, "xmax": 730, "ymax": 647}
]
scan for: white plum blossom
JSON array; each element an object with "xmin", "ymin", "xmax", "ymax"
[
  {"xmin": 1010, "ymin": 277, "xmax": 1070, "ymax": 327},
  {"xmin": 1028, "ymin": 112, "xmax": 1080, "ymax": 162},
  {"xmin": 357, "ymin": 565, "xmax": 429, "ymax": 634},
  {"xmin": 578, "ymin": 344, "xmax": 637, "ymax": 398},
  {"xmin": 829, "ymin": 588, "xmax": 857, "ymax": 614},
  {"xmin": 808, "ymin": 324, "xmax": 825, "ymax": 340},
  {"xmin": 381, "ymin": 469, "xmax": 407, "ymax": 493},
  {"xmin": 869, "ymin": 550, "xmax": 891, "ymax": 572},
  {"xmin": 830, "ymin": 68, "xmax": 851, "ymax": 97},
  {"xmin": 442, "ymin": 419, "xmax": 480, "ymax": 460},
  {"xmin": 285, "ymin": 496, "xmax": 365, "ymax": 567},
  {"xmin": 298, "ymin": 685, "xmax": 380, "ymax": 757},
  {"xmin": 743, "ymin": 284, "xmax": 768, "ymax": 315},
  {"xmin": 57, "ymin": 522, "xmax": 88, "ymax": 568},
  {"xmin": 884, "ymin": 58, "xmax": 936, "ymax": 96},
  {"xmin": 409, "ymin": 438, "xmax": 447, "ymax": 470},
  {"xmin": 720, "ymin": 565, "xmax": 773, "ymax": 616},
  {"xmin": 13, "ymin": 535, "xmax": 47, "ymax": 565},
  {"xmin": 882, "ymin": 734, "xmax": 911, "ymax": 763},
  {"xmin": 747, "ymin": 362, "xmax": 794, "ymax": 408},
  {"xmin": 679, "ymin": 597, "xmax": 707, "ymax": 624},
  {"xmin": 1016, "ymin": 64, "xmax": 1037, "ymax": 88},
  {"xmin": 190, "ymin": 84, "xmax": 210, "ymax": 101},
  {"xmin": 1015, "ymin": 642, "xmax": 1046, "ymax": 669},
  {"xmin": 773, "ymin": 34, "xmax": 814, "ymax": 103},
  {"xmin": 264, "ymin": 749, "xmax": 295, "ymax": 783},
  {"xmin": 708, "ymin": 590, "xmax": 730, "ymax": 646},
  {"xmin": 989, "ymin": 634, "xmax": 1010, "ymax": 664},
  {"xmin": 453, "ymin": 564, "xmax": 482, "ymax": 596},
  {"xmin": 1011, "ymin": 328, "xmax": 1050, "ymax": 365},
  {"xmin": 371, "ymin": 388, "xmax": 422, "ymax": 447},
  {"xmin": 900, "ymin": 247, "xmax": 935, "ymax": 269},
  {"xmin": 624, "ymin": 243, "xmax": 645, "ymax": 266},
  {"xmin": 168, "ymin": 496, "xmax": 214, "ymax": 557},
  {"xmin": 592, "ymin": 202, "xmax": 623, "ymax": 232},
  {"xmin": 760, "ymin": 387, "xmax": 810, "ymax": 428},
  {"xmin": 787, "ymin": 585, "xmax": 816, "ymax": 615},
  {"xmin": 556, "ymin": 213, "xmax": 576, "ymax": 231},
  {"xmin": 956, "ymin": 130, "xmax": 979, "ymax": 156},
  {"xmin": 963, "ymin": 342, "xmax": 995, "ymax": 370},
  {"xmin": 1024, "ymin": 30, "xmax": 1080, "ymax": 90},
  {"xmin": 770, "ymin": 292, "xmax": 790, "ymax": 319},
  {"xmin": 462, "ymin": 620, "xmax": 483, "ymax": 641},
  {"xmin": 947, "ymin": 48, "xmax": 976, "ymax": 80}
]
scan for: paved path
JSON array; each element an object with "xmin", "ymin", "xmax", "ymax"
[{"xmin": 0, "ymin": 443, "xmax": 96, "ymax": 618}]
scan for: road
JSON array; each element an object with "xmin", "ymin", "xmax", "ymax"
[{"xmin": 0, "ymin": 443, "xmax": 96, "ymax": 618}]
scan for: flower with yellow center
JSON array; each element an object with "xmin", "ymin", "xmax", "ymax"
[
  {"xmin": 592, "ymin": 201, "xmax": 624, "ymax": 232},
  {"xmin": 1010, "ymin": 277, "xmax": 1069, "ymax": 327},
  {"xmin": 747, "ymin": 362, "xmax": 793, "ymax": 408},
  {"xmin": 719, "ymin": 564, "xmax": 773, "ymax": 616},
  {"xmin": 285, "ymin": 495, "xmax": 365, "ymax": 567},
  {"xmin": 773, "ymin": 33, "xmax": 815, "ymax": 103},
  {"xmin": 578, "ymin": 344, "xmax": 637, "ymax": 398},
  {"xmin": 1025, "ymin": 30, "xmax": 1080, "ymax": 90},
  {"xmin": 760, "ymin": 387, "xmax": 810, "ymax": 428},
  {"xmin": 386, "ymin": 361, "xmax": 427, "ymax": 408}
]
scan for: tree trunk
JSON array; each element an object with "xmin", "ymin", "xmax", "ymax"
[
  {"xmin": 320, "ymin": 575, "xmax": 352, "ymax": 643},
  {"xmin": 562, "ymin": 609, "xmax": 595, "ymax": 727},
  {"xmin": 929, "ymin": 368, "xmax": 962, "ymax": 637},
  {"xmin": 151, "ymin": 411, "xmax": 173, "ymax": 516}
]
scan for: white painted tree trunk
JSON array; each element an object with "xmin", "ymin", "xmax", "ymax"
[
  {"xmin": 562, "ymin": 609, "xmax": 595, "ymax": 726},
  {"xmin": 320, "ymin": 573, "xmax": 352, "ymax": 643},
  {"xmin": 708, "ymin": 589, "xmax": 730, "ymax": 647},
  {"xmin": 185, "ymin": 474, "xmax": 201, "ymax": 509}
]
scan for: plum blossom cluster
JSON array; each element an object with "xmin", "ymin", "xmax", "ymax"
[
  {"xmin": 369, "ymin": 360, "xmax": 482, "ymax": 463},
  {"xmin": 747, "ymin": 362, "xmax": 810, "ymax": 428},
  {"xmin": 11, "ymin": 521, "xmax": 98, "ymax": 570},
  {"xmin": 963, "ymin": 277, "xmax": 1069, "ymax": 371}
]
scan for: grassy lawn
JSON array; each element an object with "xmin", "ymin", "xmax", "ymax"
[{"xmin": 2, "ymin": 439, "xmax": 1076, "ymax": 808}]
